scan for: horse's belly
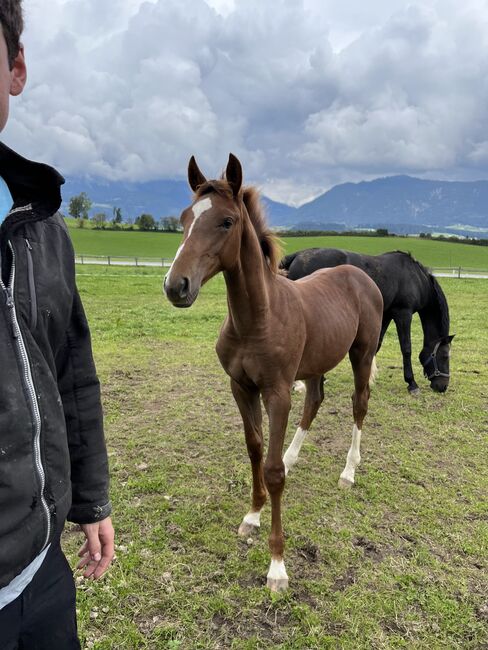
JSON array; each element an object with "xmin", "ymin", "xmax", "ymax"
[{"xmin": 296, "ymin": 336, "xmax": 355, "ymax": 378}]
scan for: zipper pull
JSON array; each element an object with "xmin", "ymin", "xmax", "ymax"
[
  {"xmin": 3, "ymin": 287, "xmax": 17, "ymax": 339},
  {"xmin": 4, "ymin": 286, "xmax": 14, "ymax": 309}
]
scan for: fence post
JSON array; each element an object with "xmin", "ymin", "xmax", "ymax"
[
  {"xmin": 135, "ymin": 257, "xmax": 138, "ymax": 267},
  {"xmin": 108, "ymin": 256, "xmax": 111, "ymax": 266},
  {"xmin": 81, "ymin": 255, "xmax": 84, "ymax": 265},
  {"xmin": 458, "ymin": 266, "xmax": 461, "ymax": 278}
]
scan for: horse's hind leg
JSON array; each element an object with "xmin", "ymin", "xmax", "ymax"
[
  {"xmin": 231, "ymin": 379, "xmax": 267, "ymax": 537},
  {"xmin": 338, "ymin": 347, "xmax": 374, "ymax": 489},
  {"xmin": 283, "ymin": 376, "xmax": 324, "ymax": 475}
]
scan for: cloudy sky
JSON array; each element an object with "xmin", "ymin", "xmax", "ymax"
[{"xmin": 5, "ymin": 0, "xmax": 488, "ymax": 204}]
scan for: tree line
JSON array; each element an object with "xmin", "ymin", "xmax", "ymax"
[
  {"xmin": 68, "ymin": 192, "xmax": 182, "ymax": 232},
  {"xmin": 68, "ymin": 192, "xmax": 487, "ymax": 245}
]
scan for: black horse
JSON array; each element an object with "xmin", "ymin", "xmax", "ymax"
[{"xmin": 280, "ymin": 249, "xmax": 454, "ymax": 393}]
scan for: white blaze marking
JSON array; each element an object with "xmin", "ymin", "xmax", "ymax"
[
  {"xmin": 339, "ymin": 424, "xmax": 362, "ymax": 484},
  {"xmin": 283, "ymin": 427, "xmax": 308, "ymax": 475},
  {"xmin": 192, "ymin": 197, "xmax": 212, "ymax": 221},
  {"xmin": 164, "ymin": 198, "xmax": 213, "ymax": 286},
  {"xmin": 267, "ymin": 558, "xmax": 288, "ymax": 582}
]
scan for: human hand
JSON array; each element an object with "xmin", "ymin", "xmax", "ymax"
[{"xmin": 77, "ymin": 516, "xmax": 115, "ymax": 579}]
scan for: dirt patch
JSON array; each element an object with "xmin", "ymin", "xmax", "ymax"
[
  {"xmin": 331, "ymin": 567, "xmax": 356, "ymax": 592},
  {"xmin": 354, "ymin": 536, "xmax": 384, "ymax": 561}
]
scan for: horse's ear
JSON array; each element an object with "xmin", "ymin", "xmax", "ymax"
[
  {"xmin": 226, "ymin": 153, "xmax": 243, "ymax": 198},
  {"xmin": 447, "ymin": 334, "xmax": 455, "ymax": 343},
  {"xmin": 188, "ymin": 156, "xmax": 207, "ymax": 192}
]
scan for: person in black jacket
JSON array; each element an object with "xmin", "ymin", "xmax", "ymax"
[{"xmin": 0, "ymin": 3, "xmax": 114, "ymax": 648}]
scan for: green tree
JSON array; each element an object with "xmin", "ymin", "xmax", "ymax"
[
  {"xmin": 136, "ymin": 213, "xmax": 156, "ymax": 231},
  {"xmin": 160, "ymin": 216, "xmax": 181, "ymax": 232},
  {"xmin": 69, "ymin": 192, "xmax": 92, "ymax": 225},
  {"xmin": 92, "ymin": 212, "xmax": 107, "ymax": 229},
  {"xmin": 112, "ymin": 206, "xmax": 123, "ymax": 225}
]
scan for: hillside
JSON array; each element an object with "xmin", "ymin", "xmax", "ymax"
[{"xmin": 61, "ymin": 174, "xmax": 488, "ymax": 237}]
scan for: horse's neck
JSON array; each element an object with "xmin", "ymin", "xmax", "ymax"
[
  {"xmin": 418, "ymin": 282, "xmax": 448, "ymax": 344},
  {"xmin": 224, "ymin": 216, "xmax": 270, "ymax": 336}
]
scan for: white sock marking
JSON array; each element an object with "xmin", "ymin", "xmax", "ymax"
[
  {"xmin": 267, "ymin": 558, "xmax": 288, "ymax": 582},
  {"xmin": 283, "ymin": 427, "xmax": 308, "ymax": 475},
  {"xmin": 340, "ymin": 424, "xmax": 362, "ymax": 484},
  {"xmin": 243, "ymin": 510, "xmax": 261, "ymax": 528},
  {"xmin": 165, "ymin": 198, "xmax": 213, "ymax": 285}
]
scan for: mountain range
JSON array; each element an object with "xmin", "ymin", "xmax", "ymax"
[{"xmin": 61, "ymin": 174, "xmax": 488, "ymax": 237}]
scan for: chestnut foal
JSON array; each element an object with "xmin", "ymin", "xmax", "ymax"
[{"xmin": 164, "ymin": 154, "xmax": 383, "ymax": 591}]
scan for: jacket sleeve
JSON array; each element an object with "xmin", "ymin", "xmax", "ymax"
[{"xmin": 55, "ymin": 286, "xmax": 112, "ymax": 524}]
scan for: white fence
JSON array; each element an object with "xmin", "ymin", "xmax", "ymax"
[
  {"xmin": 76, "ymin": 254, "xmax": 172, "ymax": 268},
  {"xmin": 75, "ymin": 255, "xmax": 488, "ymax": 278}
]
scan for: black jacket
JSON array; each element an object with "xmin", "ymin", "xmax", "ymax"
[{"xmin": 0, "ymin": 142, "xmax": 111, "ymax": 588}]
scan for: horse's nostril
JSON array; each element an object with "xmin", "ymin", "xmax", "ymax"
[{"xmin": 179, "ymin": 277, "xmax": 189, "ymax": 298}]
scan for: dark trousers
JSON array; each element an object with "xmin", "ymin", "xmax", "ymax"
[{"xmin": 0, "ymin": 541, "xmax": 80, "ymax": 650}]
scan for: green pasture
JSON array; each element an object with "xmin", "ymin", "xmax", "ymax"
[
  {"xmin": 66, "ymin": 223, "xmax": 488, "ymax": 270},
  {"xmin": 63, "ymin": 265, "xmax": 488, "ymax": 649}
]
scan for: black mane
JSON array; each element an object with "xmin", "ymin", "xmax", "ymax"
[{"xmin": 391, "ymin": 252, "xmax": 450, "ymax": 335}]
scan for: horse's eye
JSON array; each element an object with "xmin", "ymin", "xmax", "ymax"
[{"xmin": 221, "ymin": 218, "xmax": 233, "ymax": 230}]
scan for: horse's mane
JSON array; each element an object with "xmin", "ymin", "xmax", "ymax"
[
  {"xmin": 242, "ymin": 186, "xmax": 283, "ymax": 273},
  {"xmin": 392, "ymin": 251, "xmax": 450, "ymax": 334},
  {"xmin": 194, "ymin": 180, "xmax": 283, "ymax": 273}
]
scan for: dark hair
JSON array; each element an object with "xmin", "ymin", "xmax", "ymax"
[{"xmin": 0, "ymin": 0, "xmax": 23, "ymax": 69}]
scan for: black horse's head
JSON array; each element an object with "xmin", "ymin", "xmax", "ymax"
[{"xmin": 419, "ymin": 335, "xmax": 455, "ymax": 393}]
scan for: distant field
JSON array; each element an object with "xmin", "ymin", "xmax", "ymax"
[{"xmin": 67, "ymin": 224, "xmax": 488, "ymax": 270}]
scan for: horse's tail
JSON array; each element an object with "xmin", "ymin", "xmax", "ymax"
[
  {"xmin": 369, "ymin": 356, "xmax": 378, "ymax": 388},
  {"xmin": 279, "ymin": 251, "xmax": 299, "ymax": 272}
]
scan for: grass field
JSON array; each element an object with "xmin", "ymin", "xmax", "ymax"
[
  {"xmin": 62, "ymin": 265, "xmax": 488, "ymax": 649},
  {"xmin": 67, "ymin": 225, "xmax": 488, "ymax": 270}
]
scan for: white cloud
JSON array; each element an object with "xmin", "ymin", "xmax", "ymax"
[{"xmin": 4, "ymin": 0, "xmax": 488, "ymax": 204}]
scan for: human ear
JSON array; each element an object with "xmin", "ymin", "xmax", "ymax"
[{"xmin": 10, "ymin": 45, "xmax": 27, "ymax": 96}]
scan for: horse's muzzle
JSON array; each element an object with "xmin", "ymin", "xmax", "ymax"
[
  {"xmin": 430, "ymin": 378, "xmax": 448, "ymax": 393},
  {"xmin": 164, "ymin": 275, "xmax": 196, "ymax": 308}
]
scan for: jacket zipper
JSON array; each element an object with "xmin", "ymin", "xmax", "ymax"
[
  {"xmin": 0, "ymin": 241, "xmax": 51, "ymax": 549},
  {"xmin": 25, "ymin": 239, "xmax": 38, "ymax": 330}
]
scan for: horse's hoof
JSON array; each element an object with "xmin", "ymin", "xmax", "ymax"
[
  {"xmin": 338, "ymin": 477, "xmax": 354, "ymax": 489},
  {"xmin": 238, "ymin": 521, "xmax": 259, "ymax": 537},
  {"xmin": 293, "ymin": 381, "xmax": 306, "ymax": 393},
  {"xmin": 267, "ymin": 577, "xmax": 288, "ymax": 592},
  {"xmin": 409, "ymin": 387, "xmax": 420, "ymax": 396}
]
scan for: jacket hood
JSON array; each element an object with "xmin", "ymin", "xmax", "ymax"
[{"xmin": 0, "ymin": 141, "xmax": 65, "ymax": 280}]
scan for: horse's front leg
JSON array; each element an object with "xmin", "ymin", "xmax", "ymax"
[
  {"xmin": 393, "ymin": 310, "xmax": 419, "ymax": 393},
  {"xmin": 262, "ymin": 385, "xmax": 291, "ymax": 592},
  {"xmin": 230, "ymin": 379, "xmax": 267, "ymax": 538}
]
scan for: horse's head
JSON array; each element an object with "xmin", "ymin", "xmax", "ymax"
[
  {"xmin": 419, "ymin": 334, "xmax": 455, "ymax": 392},
  {"xmin": 164, "ymin": 154, "xmax": 244, "ymax": 308}
]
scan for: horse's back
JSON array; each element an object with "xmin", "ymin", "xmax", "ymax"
[
  {"xmin": 283, "ymin": 247, "xmax": 432, "ymax": 313},
  {"xmin": 285, "ymin": 248, "xmax": 350, "ymax": 280},
  {"xmin": 294, "ymin": 264, "xmax": 383, "ymax": 329},
  {"xmin": 289, "ymin": 265, "xmax": 382, "ymax": 376}
]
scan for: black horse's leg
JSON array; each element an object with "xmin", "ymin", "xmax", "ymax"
[
  {"xmin": 376, "ymin": 315, "xmax": 392, "ymax": 353},
  {"xmin": 393, "ymin": 310, "xmax": 419, "ymax": 393}
]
